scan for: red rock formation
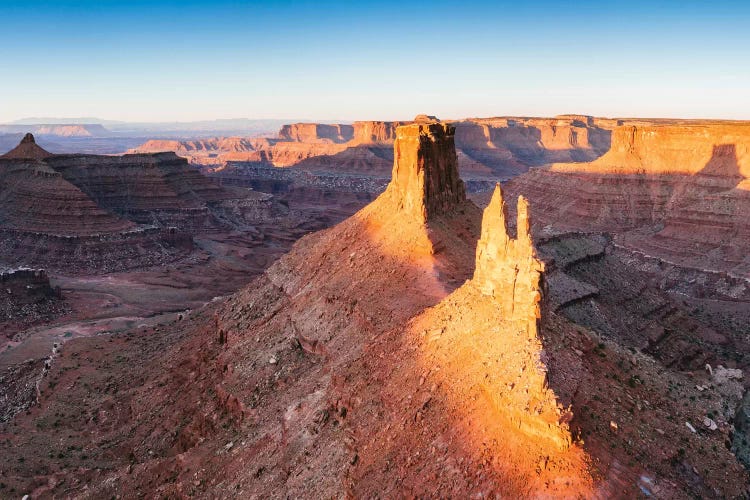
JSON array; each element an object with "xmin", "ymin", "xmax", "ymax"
[
  {"xmin": 0, "ymin": 161, "xmax": 133, "ymax": 236},
  {"xmin": 278, "ymin": 123, "xmax": 353, "ymax": 143},
  {"xmin": 385, "ymin": 122, "xmax": 466, "ymax": 223},
  {"xmin": 0, "ymin": 157, "xmax": 192, "ymax": 272},
  {"xmin": 0, "ymin": 133, "xmax": 53, "ymax": 160},
  {"xmin": 351, "ymin": 120, "xmax": 406, "ymax": 144},
  {"xmin": 45, "ymin": 152, "xmax": 270, "ymax": 231},
  {"xmin": 473, "ymin": 185, "xmax": 544, "ymax": 331},
  {"xmin": 129, "ymin": 115, "xmax": 612, "ymax": 178},
  {"xmin": 410, "ymin": 182, "xmax": 581, "ymax": 467},
  {"xmin": 129, "ymin": 137, "xmax": 258, "ymax": 154},
  {"xmin": 506, "ymin": 122, "xmax": 750, "ymax": 276},
  {"xmin": 3, "ymin": 117, "xmax": 750, "ymax": 498}
]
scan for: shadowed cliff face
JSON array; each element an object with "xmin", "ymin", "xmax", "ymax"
[
  {"xmin": 505, "ymin": 123, "xmax": 750, "ymax": 277},
  {"xmin": 385, "ymin": 123, "xmax": 466, "ymax": 224}
]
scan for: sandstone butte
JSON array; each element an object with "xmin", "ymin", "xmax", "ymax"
[{"xmin": 505, "ymin": 121, "xmax": 750, "ymax": 277}]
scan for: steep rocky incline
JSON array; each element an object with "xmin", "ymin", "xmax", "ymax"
[{"xmin": 0, "ymin": 121, "xmax": 588, "ymax": 497}]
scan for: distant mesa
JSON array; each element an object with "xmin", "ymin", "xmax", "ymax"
[
  {"xmin": 0, "ymin": 123, "xmax": 109, "ymax": 137},
  {"xmin": 0, "ymin": 133, "xmax": 53, "ymax": 160},
  {"xmin": 131, "ymin": 114, "xmax": 614, "ymax": 179}
]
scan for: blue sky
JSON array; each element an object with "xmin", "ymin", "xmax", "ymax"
[{"xmin": 1, "ymin": 0, "xmax": 749, "ymax": 122}]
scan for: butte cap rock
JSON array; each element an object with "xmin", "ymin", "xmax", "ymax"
[
  {"xmin": 413, "ymin": 114, "xmax": 440, "ymax": 124},
  {"xmin": 385, "ymin": 121, "xmax": 466, "ymax": 224},
  {"xmin": 0, "ymin": 133, "xmax": 53, "ymax": 160}
]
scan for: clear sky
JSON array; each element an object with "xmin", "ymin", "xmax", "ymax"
[{"xmin": 1, "ymin": 0, "xmax": 749, "ymax": 122}]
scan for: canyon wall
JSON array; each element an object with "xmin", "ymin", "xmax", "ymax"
[
  {"xmin": 131, "ymin": 115, "xmax": 613, "ymax": 179},
  {"xmin": 278, "ymin": 123, "xmax": 354, "ymax": 143},
  {"xmin": 0, "ymin": 161, "xmax": 135, "ymax": 236},
  {"xmin": 506, "ymin": 122, "xmax": 750, "ymax": 277},
  {"xmin": 0, "ymin": 135, "xmax": 278, "ymax": 272}
]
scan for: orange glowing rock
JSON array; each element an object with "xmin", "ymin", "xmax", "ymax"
[{"xmin": 385, "ymin": 121, "xmax": 466, "ymax": 224}]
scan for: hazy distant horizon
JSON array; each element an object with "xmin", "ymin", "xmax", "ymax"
[
  {"xmin": 2, "ymin": 0, "xmax": 749, "ymax": 123},
  {"xmin": 7, "ymin": 113, "xmax": 750, "ymax": 128}
]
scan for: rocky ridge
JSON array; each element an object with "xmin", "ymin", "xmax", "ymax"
[
  {"xmin": 131, "ymin": 115, "xmax": 613, "ymax": 178},
  {"xmin": 0, "ymin": 134, "xmax": 290, "ymax": 272},
  {"xmin": 0, "ymin": 133, "xmax": 53, "ymax": 160}
]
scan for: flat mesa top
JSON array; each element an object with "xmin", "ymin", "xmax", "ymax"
[{"xmin": 396, "ymin": 122, "xmax": 454, "ymax": 138}]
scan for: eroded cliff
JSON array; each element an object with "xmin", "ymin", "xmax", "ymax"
[
  {"xmin": 132, "ymin": 115, "xmax": 613, "ymax": 179},
  {"xmin": 506, "ymin": 122, "xmax": 750, "ymax": 277}
]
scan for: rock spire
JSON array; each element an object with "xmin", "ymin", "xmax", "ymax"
[
  {"xmin": 473, "ymin": 183, "xmax": 544, "ymax": 333},
  {"xmin": 386, "ymin": 121, "xmax": 466, "ymax": 224}
]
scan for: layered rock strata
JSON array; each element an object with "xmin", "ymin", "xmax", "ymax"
[
  {"xmin": 0, "ymin": 137, "xmax": 203, "ymax": 272},
  {"xmin": 506, "ymin": 122, "xmax": 750, "ymax": 277},
  {"xmin": 132, "ymin": 115, "xmax": 613, "ymax": 178},
  {"xmin": 385, "ymin": 122, "xmax": 466, "ymax": 223},
  {"xmin": 0, "ymin": 160, "xmax": 134, "ymax": 236}
]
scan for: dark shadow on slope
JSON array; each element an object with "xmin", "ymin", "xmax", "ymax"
[{"xmin": 699, "ymin": 144, "xmax": 743, "ymax": 179}]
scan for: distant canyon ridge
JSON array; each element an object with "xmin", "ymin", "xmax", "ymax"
[{"xmin": 128, "ymin": 114, "xmax": 617, "ymax": 179}]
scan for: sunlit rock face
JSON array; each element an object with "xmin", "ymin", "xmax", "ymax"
[
  {"xmin": 473, "ymin": 185, "xmax": 544, "ymax": 333},
  {"xmin": 386, "ymin": 122, "xmax": 466, "ymax": 224},
  {"xmin": 505, "ymin": 122, "xmax": 750, "ymax": 276}
]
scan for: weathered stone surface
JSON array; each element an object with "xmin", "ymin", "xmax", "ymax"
[
  {"xmin": 385, "ymin": 122, "xmax": 466, "ymax": 223},
  {"xmin": 505, "ymin": 122, "xmax": 750, "ymax": 277},
  {"xmin": 473, "ymin": 184, "xmax": 544, "ymax": 330}
]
